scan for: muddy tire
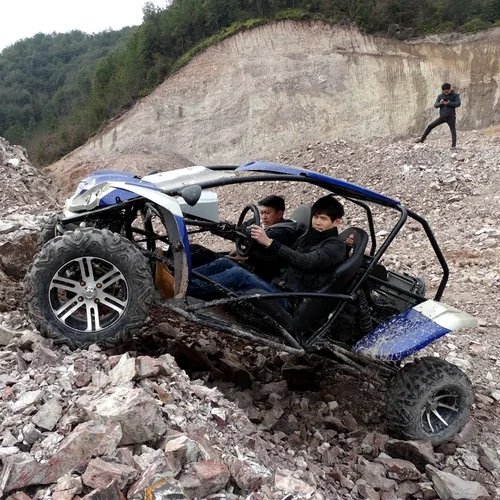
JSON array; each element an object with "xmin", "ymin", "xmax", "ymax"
[
  {"xmin": 25, "ymin": 228, "xmax": 154, "ymax": 349},
  {"xmin": 37, "ymin": 212, "xmax": 80, "ymax": 250},
  {"xmin": 386, "ymin": 357, "xmax": 473, "ymax": 445},
  {"xmin": 37, "ymin": 212, "xmax": 62, "ymax": 249}
]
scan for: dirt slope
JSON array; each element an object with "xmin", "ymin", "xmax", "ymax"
[
  {"xmin": 46, "ymin": 20, "xmax": 500, "ymax": 171},
  {"xmin": 45, "ymin": 150, "xmax": 194, "ymax": 200}
]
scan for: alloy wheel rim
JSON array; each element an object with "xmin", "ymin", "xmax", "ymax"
[
  {"xmin": 49, "ymin": 256, "xmax": 129, "ymax": 332},
  {"xmin": 421, "ymin": 388, "xmax": 461, "ymax": 434}
]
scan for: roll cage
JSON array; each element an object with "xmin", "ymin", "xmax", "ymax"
[
  {"xmin": 57, "ymin": 160, "xmax": 450, "ymax": 356},
  {"xmin": 168, "ymin": 161, "xmax": 448, "ymax": 298},
  {"xmin": 162, "ymin": 160, "xmax": 450, "ymax": 353}
]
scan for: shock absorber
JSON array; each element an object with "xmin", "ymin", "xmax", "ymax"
[
  {"xmin": 357, "ymin": 289, "xmax": 373, "ymax": 334},
  {"xmin": 108, "ymin": 218, "xmax": 123, "ymax": 233}
]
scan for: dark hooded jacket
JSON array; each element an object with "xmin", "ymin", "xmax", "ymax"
[
  {"xmin": 267, "ymin": 227, "xmax": 346, "ymax": 292},
  {"xmin": 246, "ymin": 219, "xmax": 299, "ymax": 281},
  {"xmin": 434, "ymin": 90, "xmax": 461, "ymax": 117}
]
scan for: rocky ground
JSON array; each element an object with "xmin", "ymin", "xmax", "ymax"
[
  {"xmin": 0, "ymin": 132, "xmax": 499, "ymax": 499},
  {"xmin": 0, "ymin": 139, "xmax": 57, "ymax": 312}
]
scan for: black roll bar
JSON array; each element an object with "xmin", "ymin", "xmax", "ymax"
[{"xmin": 407, "ymin": 210, "xmax": 449, "ymax": 301}]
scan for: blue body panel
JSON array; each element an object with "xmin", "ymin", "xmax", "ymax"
[
  {"xmin": 75, "ymin": 170, "xmax": 162, "ymax": 207},
  {"xmin": 237, "ymin": 161, "xmax": 400, "ymax": 207},
  {"xmin": 99, "ymin": 189, "xmax": 142, "ymax": 207},
  {"xmin": 175, "ymin": 214, "xmax": 192, "ymax": 271},
  {"xmin": 353, "ymin": 307, "xmax": 450, "ymax": 360}
]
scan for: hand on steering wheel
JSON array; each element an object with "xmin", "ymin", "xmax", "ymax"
[{"xmin": 235, "ymin": 204, "xmax": 261, "ymax": 257}]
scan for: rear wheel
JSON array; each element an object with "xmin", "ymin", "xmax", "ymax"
[
  {"xmin": 25, "ymin": 228, "xmax": 154, "ymax": 349},
  {"xmin": 386, "ymin": 357, "xmax": 473, "ymax": 444}
]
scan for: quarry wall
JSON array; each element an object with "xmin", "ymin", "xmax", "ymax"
[{"xmin": 56, "ymin": 21, "xmax": 500, "ymax": 166}]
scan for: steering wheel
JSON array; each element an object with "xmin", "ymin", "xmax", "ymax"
[{"xmin": 235, "ymin": 204, "xmax": 261, "ymax": 257}]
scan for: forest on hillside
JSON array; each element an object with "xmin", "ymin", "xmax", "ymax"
[
  {"xmin": 0, "ymin": 29, "xmax": 134, "ymax": 164},
  {"xmin": 1, "ymin": 0, "xmax": 500, "ymax": 166}
]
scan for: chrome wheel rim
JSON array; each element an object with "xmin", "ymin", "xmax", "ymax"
[
  {"xmin": 49, "ymin": 257, "xmax": 129, "ymax": 332},
  {"xmin": 421, "ymin": 388, "xmax": 461, "ymax": 434}
]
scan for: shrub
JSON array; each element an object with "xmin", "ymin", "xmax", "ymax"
[{"xmin": 460, "ymin": 17, "xmax": 491, "ymax": 32}]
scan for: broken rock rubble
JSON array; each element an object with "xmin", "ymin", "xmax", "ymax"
[
  {"xmin": 0, "ymin": 331, "xmax": 495, "ymax": 499},
  {"xmin": 1, "ymin": 133, "xmax": 500, "ymax": 497}
]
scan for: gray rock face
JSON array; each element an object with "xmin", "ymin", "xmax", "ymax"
[
  {"xmin": 0, "ymin": 325, "xmax": 20, "ymax": 346},
  {"xmin": 230, "ymin": 459, "xmax": 273, "ymax": 491},
  {"xmin": 178, "ymin": 460, "xmax": 230, "ymax": 498},
  {"xmin": 90, "ymin": 387, "xmax": 167, "ymax": 445},
  {"xmin": 0, "ymin": 421, "xmax": 122, "ymax": 493},
  {"xmin": 385, "ymin": 440, "xmax": 436, "ymax": 472},
  {"xmin": 31, "ymin": 398, "xmax": 63, "ymax": 431},
  {"xmin": 82, "ymin": 457, "xmax": 139, "ymax": 490},
  {"xmin": 426, "ymin": 465, "xmax": 490, "ymax": 500},
  {"xmin": 374, "ymin": 454, "xmax": 422, "ymax": 482},
  {"xmin": 0, "ymin": 137, "xmax": 56, "ymax": 312}
]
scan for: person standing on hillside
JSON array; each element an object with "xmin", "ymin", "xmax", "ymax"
[{"xmin": 416, "ymin": 83, "xmax": 461, "ymax": 149}]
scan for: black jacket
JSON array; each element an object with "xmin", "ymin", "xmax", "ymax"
[
  {"xmin": 246, "ymin": 219, "xmax": 299, "ymax": 281},
  {"xmin": 268, "ymin": 227, "xmax": 346, "ymax": 292},
  {"xmin": 434, "ymin": 90, "xmax": 461, "ymax": 117}
]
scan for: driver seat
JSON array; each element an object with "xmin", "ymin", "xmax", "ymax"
[
  {"xmin": 252, "ymin": 226, "xmax": 369, "ymax": 338},
  {"xmin": 291, "ymin": 205, "xmax": 311, "ymax": 237}
]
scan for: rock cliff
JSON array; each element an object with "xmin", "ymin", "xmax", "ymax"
[{"xmin": 48, "ymin": 20, "xmax": 500, "ymax": 173}]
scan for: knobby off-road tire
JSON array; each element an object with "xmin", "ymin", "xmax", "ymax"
[
  {"xmin": 37, "ymin": 212, "xmax": 62, "ymax": 250},
  {"xmin": 37, "ymin": 212, "xmax": 81, "ymax": 250},
  {"xmin": 386, "ymin": 357, "xmax": 473, "ymax": 445},
  {"xmin": 25, "ymin": 228, "xmax": 154, "ymax": 349}
]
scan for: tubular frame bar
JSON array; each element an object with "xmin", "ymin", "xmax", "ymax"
[
  {"xmin": 166, "ymin": 174, "xmax": 404, "ymax": 209},
  {"xmin": 345, "ymin": 197, "xmax": 377, "ymax": 256},
  {"xmin": 184, "ymin": 292, "xmax": 355, "ymax": 312},
  {"xmin": 407, "ymin": 209, "xmax": 449, "ymax": 301},
  {"xmin": 162, "ymin": 300, "xmax": 305, "ymax": 356}
]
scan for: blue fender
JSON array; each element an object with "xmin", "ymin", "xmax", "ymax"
[{"xmin": 353, "ymin": 300, "xmax": 478, "ymax": 361}]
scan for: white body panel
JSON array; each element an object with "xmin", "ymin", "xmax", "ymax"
[
  {"xmin": 64, "ymin": 169, "xmax": 223, "ymax": 222},
  {"xmin": 63, "ymin": 182, "xmax": 184, "ymax": 219},
  {"xmin": 414, "ymin": 300, "xmax": 479, "ymax": 330},
  {"xmin": 143, "ymin": 166, "xmax": 235, "ymax": 191},
  {"xmin": 177, "ymin": 191, "xmax": 220, "ymax": 222}
]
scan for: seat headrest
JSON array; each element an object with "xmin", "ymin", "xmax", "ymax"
[
  {"xmin": 318, "ymin": 226, "xmax": 368, "ymax": 293},
  {"xmin": 291, "ymin": 205, "xmax": 311, "ymax": 235},
  {"xmin": 339, "ymin": 227, "xmax": 369, "ymax": 254}
]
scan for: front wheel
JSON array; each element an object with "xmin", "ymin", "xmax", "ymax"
[
  {"xmin": 386, "ymin": 357, "xmax": 473, "ymax": 445},
  {"xmin": 25, "ymin": 228, "xmax": 154, "ymax": 349},
  {"xmin": 37, "ymin": 212, "xmax": 80, "ymax": 250}
]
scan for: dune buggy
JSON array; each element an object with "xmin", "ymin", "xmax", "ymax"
[{"xmin": 25, "ymin": 161, "xmax": 477, "ymax": 444}]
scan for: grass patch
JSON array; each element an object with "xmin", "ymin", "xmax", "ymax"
[{"xmin": 168, "ymin": 11, "xmax": 331, "ymax": 76}]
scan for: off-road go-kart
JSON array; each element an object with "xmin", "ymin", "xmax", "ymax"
[{"xmin": 26, "ymin": 161, "xmax": 478, "ymax": 444}]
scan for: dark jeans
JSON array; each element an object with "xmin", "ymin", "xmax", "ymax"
[
  {"xmin": 423, "ymin": 116, "xmax": 456, "ymax": 147},
  {"xmin": 188, "ymin": 258, "xmax": 288, "ymax": 308},
  {"xmin": 190, "ymin": 244, "xmax": 224, "ymax": 267}
]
